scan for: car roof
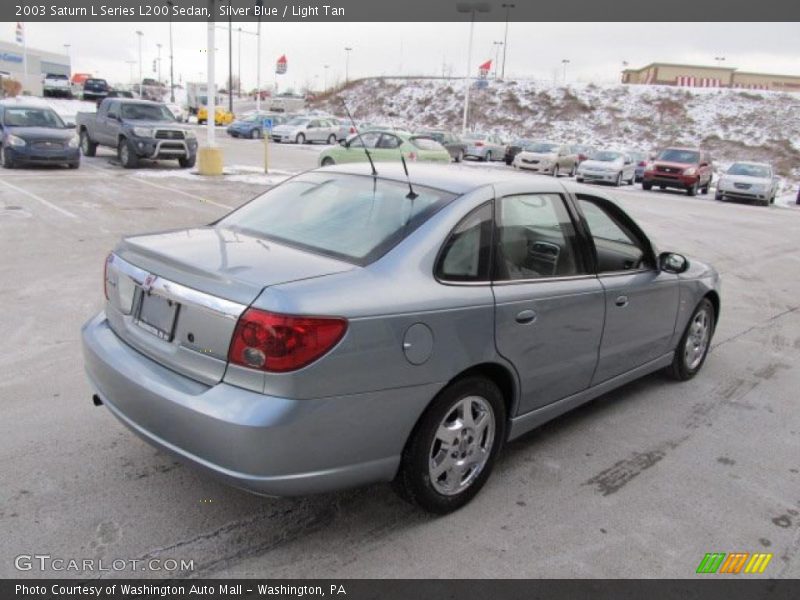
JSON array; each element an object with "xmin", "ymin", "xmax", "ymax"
[
  {"xmin": 105, "ymin": 98, "xmax": 162, "ymax": 106},
  {"xmin": 315, "ymin": 162, "xmax": 568, "ymax": 195},
  {"xmin": 730, "ymin": 160, "xmax": 770, "ymax": 167}
]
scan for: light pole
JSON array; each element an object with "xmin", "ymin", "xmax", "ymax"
[
  {"xmin": 256, "ymin": 0, "xmax": 263, "ymax": 111},
  {"xmin": 237, "ymin": 27, "xmax": 242, "ymax": 98},
  {"xmin": 500, "ymin": 3, "xmax": 514, "ymax": 80},
  {"xmin": 126, "ymin": 60, "xmax": 136, "ymax": 85},
  {"xmin": 167, "ymin": 0, "xmax": 175, "ymax": 102},
  {"xmin": 493, "ymin": 41, "xmax": 503, "ymax": 80},
  {"xmin": 457, "ymin": 2, "xmax": 491, "ymax": 134},
  {"xmin": 561, "ymin": 58, "xmax": 570, "ymax": 84},
  {"xmin": 156, "ymin": 43, "xmax": 162, "ymax": 85},
  {"xmin": 135, "ymin": 30, "xmax": 143, "ymax": 97},
  {"xmin": 344, "ymin": 47, "xmax": 352, "ymax": 86},
  {"xmin": 323, "ymin": 64, "xmax": 330, "ymax": 92}
]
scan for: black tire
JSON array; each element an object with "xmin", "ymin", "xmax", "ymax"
[
  {"xmin": 80, "ymin": 130, "xmax": 97, "ymax": 157},
  {"xmin": 1, "ymin": 146, "xmax": 14, "ymax": 169},
  {"xmin": 250, "ymin": 128, "xmax": 262, "ymax": 139},
  {"xmin": 576, "ymin": 177, "xmax": 584, "ymax": 183},
  {"xmin": 628, "ymin": 174, "xmax": 635, "ymax": 185},
  {"xmin": 455, "ymin": 151, "xmax": 464, "ymax": 163},
  {"xmin": 715, "ymin": 192, "xmax": 724, "ymax": 201},
  {"xmin": 666, "ymin": 298, "xmax": 715, "ymax": 381},
  {"xmin": 701, "ymin": 182, "xmax": 710, "ymax": 195},
  {"xmin": 68, "ymin": 161, "xmax": 80, "ymax": 169},
  {"xmin": 687, "ymin": 182, "xmax": 698, "ymax": 196},
  {"xmin": 569, "ymin": 163, "xmax": 577, "ymax": 177},
  {"xmin": 614, "ymin": 172, "xmax": 622, "ymax": 187},
  {"xmin": 553, "ymin": 164, "xmax": 560, "ymax": 177},
  {"xmin": 198, "ymin": 119, "xmax": 206, "ymax": 125},
  {"xmin": 484, "ymin": 150, "xmax": 493, "ymax": 162},
  {"xmin": 327, "ymin": 134, "xmax": 337, "ymax": 145},
  {"xmin": 179, "ymin": 155, "xmax": 196, "ymax": 169},
  {"xmin": 642, "ymin": 181, "xmax": 652, "ymax": 191},
  {"xmin": 770, "ymin": 194, "xmax": 775, "ymax": 205},
  {"xmin": 321, "ymin": 156, "xmax": 335, "ymax": 166},
  {"xmin": 117, "ymin": 138, "xmax": 138, "ymax": 169},
  {"xmin": 394, "ymin": 376, "xmax": 506, "ymax": 514},
  {"xmin": 296, "ymin": 133, "xmax": 306, "ymax": 144}
]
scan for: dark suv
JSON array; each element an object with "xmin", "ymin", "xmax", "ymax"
[
  {"xmin": 642, "ymin": 147, "xmax": 713, "ymax": 196},
  {"xmin": 82, "ymin": 78, "xmax": 110, "ymax": 101}
]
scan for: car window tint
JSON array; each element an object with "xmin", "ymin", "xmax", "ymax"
[
  {"xmin": 576, "ymin": 195, "xmax": 649, "ymax": 273},
  {"xmin": 437, "ymin": 203, "xmax": 493, "ymax": 282},
  {"xmin": 219, "ymin": 173, "xmax": 456, "ymax": 265},
  {"xmin": 496, "ymin": 194, "xmax": 582, "ymax": 280},
  {"xmin": 349, "ymin": 132, "xmax": 380, "ymax": 149},
  {"xmin": 377, "ymin": 134, "xmax": 402, "ymax": 149}
]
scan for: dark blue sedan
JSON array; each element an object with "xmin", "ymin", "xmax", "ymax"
[
  {"xmin": 226, "ymin": 113, "xmax": 287, "ymax": 139},
  {"xmin": 0, "ymin": 104, "xmax": 80, "ymax": 169}
]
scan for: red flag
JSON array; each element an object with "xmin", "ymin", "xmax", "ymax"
[{"xmin": 478, "ymin": 60, "xmax": 492, "ymax": 72}]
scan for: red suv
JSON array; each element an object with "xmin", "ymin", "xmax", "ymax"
[{"xmin": 642, "ymin": 147, "xmax": 713, "ymax": 196}]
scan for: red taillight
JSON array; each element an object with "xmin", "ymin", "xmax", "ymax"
[
  {"xmin": 578, "ymin": 154, "xmax": 587, "ymax": 161},
  {"xmin": 103, "ymin": 253, "xmax": 113, "ymax": 300},
  {"xmin": 474, "ymin": 141, "xmax": 484, "ymax": 146},
  {"xmin": 349, "ymin": 126, "xmax": 355, "ymax": 133},
  {"xmin": 228, "ymin": 309, "xmax": 347, "ymax": 373},
  {"xmin": 407, "ymin": 152, "xmax": 417, "ymax": 161}
]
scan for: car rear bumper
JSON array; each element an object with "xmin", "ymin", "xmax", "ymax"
[{"xmin": 81, "ymin": 312, "xmax": 436, "ymax": 496}]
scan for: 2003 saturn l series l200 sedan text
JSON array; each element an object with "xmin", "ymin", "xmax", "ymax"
[{"xmin": 82, "ymin": 163, "xmax": 721, "ymax": 514}]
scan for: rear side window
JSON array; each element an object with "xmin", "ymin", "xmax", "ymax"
[
  {"xmin": 436, "ymin": 203, "xmax": 493, "ymax": 282},
  {"xmin": 410, "ymin": 137, "xmax": 444, "ymax": 151},
  {"xmin": 219, "ymin": 173, "xmax": 456, "ymax": 265}
]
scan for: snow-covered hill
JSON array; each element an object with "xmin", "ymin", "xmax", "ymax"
[{"xmin": 311, "ymin": 78, "xmax": 800, "ymax": 180}]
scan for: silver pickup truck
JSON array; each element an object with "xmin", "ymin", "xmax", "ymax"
[{"xmin": 75, "ymin": 98, "xmax": 197, "ymax": 169}]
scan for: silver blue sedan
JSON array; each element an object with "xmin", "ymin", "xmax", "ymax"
[{"xmin": 82, "ymin": 163, "xmax": 720, "ymax": 514}]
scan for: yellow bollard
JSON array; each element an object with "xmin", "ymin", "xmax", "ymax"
[{"xmin": 197, "ymin": 147, "xmax": 224, "ymax": 176}]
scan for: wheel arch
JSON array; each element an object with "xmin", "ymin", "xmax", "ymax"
[{"xmin": 704, "ymin": 290, "xmax": 721, "ymax": 326}]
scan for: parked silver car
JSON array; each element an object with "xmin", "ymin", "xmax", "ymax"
[
  {"xmin": 514, "ymin": 142, "xmax": 578, "ymax": 176},
  {"xmin": 270, "ymin": 116, "xmax": 339, "ymax": 144},
  {"xmin": 576, "ymin": 150, "xmax": 636, "ymax": 186},
  {"xmin": 463, "ymin": 132, "xmax": 505, "ymax": 162},
  {"xmin": 83, "ymin": 163, "xmax": 720, "ymax": 514},
  {"xmin": 715, "ymin": 161, "xmax": 779, "ymax": 206}
]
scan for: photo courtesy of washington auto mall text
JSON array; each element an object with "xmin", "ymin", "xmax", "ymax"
[{"xmin": 0, "ymin": 0, "xmax": 799, "ymax": 599}]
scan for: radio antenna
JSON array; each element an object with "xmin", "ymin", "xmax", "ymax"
[
  {"xmin": 400, "ymin": 154, "xmax": 418, "ymax": 200},
  {"xmin": 340, "ymin": 99, "xmax": 377, "ymax": 176}
]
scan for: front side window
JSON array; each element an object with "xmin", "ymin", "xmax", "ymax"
[
  {"xmin": 436, "ymin": 203, "xmax": 493, "ymax": 282},
  {"xmin": 377, "ymin": 134, "xmax": 402, "ymax": 149},
  {"xmin": 219, "ymin": 173, "xmax": 456, "ymax": 265},
  {"xmin": 576, "ymin": 195, "xmax": 652, "ymax": 273},
  {"xmin": 349, "ymin": 131, "xmax": 380, "ymax": 148},
  {"xmin": 496, "ymin": 194, "xmax": 583, "ymax": 280},
  {"xmin": 120, "ymin": 103, "xmax": 175, "ymax": 121}
]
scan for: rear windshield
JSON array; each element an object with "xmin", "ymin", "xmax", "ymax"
[
  {"xmin": 3, "ymin": 107, "xmax": 65, "ymax": 128},
  {"xmin": 46, "ymin": 74, "xmax": 68, "ymax": 80},
  {"xmin": 218, "ymin": 173, "xmax": 456, "ymax": 265},
  {"xmin": 120, "ymin": 103, "xmax": 175, "ymax": 121},
  {"xmin": 658, "ymin": 149, "xmax": 700, "ymax": 163},
  {"xmin": 410, "ymin": 137, "xmax": 445, "ymax": 151},
  {"xmin": 85, "ymin": 79, "xmax": 107, "ymax": 86},
  {"xmin": 728, "ymin": 163, "xmax": 771, "ymax": 178}
]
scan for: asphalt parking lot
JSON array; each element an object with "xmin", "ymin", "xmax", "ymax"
[{"xmin": 1, "ymin": 134, "xmax": 799, "ymax": 579}]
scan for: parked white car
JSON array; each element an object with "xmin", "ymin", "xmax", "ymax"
[
  {"xmin": 514, "ymin": 142, "xmax": 578, "ymax": 177},
  {"xmin": 715, "ymin": 162, "xmax": 779, "ymax": 206},
  {"xmin": 42, "ymin": 73, "xmax": 72, "ymax": 98},
  {"xmin": 576, "ymin": 150, "xmax": 636, "ymax": 186},
  {"xmin": 270, "ymin": 117, "xmax": 339, "ymax": 144}
]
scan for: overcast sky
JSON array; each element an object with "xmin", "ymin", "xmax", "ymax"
[{"xmin": 7, "ymin": 22, "xmax": 800, "ymax": 91}]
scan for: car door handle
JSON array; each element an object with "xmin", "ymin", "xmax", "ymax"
[
  {"xmin": 515, "ymin": 309, "xmax": 537, "ymax": 324},
  {"xmin": 615, "ymin": 295, "xmax": 629, "ymax": 307}
]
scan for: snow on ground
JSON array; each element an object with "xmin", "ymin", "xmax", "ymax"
[
  {"xmin": 312, "ymin": 78, "xmax": 800, "ymax": 188},
  {"xmin": 133, "ymin": 165, "xmax": 295, "ymax": 186}
]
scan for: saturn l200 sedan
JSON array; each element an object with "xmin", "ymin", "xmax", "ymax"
[{"xmin": 82, "ymin": 163, "xmax": 720, "ymax": 514}]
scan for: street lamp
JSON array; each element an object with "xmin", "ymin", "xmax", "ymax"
[
  {"xmin": 167, "ymin": 0, "xmax": 175, "ymax": 102},
  {"xmin": 457, "ymin": 2, "xmax": 491, "ymax": 134},
  {"xmin": 135, "ymin": 30, "xmax": 143, "ymax": 97},
  {"xmin": 344, "ymin": 47, "xmax": 353, "ymax": 85},
  {"xmin": 156, "ymin": 43, "xmax": 162, "ymax": 85},
  {"xmin": 561, "ymin": 58, "xmax": 570, "ymax": 84},
  {"xmin": 256, "ymin": 0, "xmax": 264, "ymax": 111},
  {"xmin": 500, "ymin": 3, "xmax": 514, "ymax": 80},
  {"xmin": 493, "ymin": 41, "xmax": 503, "ymax": 80}
]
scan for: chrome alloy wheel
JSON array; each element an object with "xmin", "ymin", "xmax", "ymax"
[
  {"xmin": 684, "ymin": 307, "xmax": 711, "ymax": 370},
  {"xmin": 428, "ymin": 396, "xmax": 495, "ymax": 496}
]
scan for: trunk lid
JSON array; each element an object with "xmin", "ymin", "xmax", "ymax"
[{"xmin": 105, "ymin": 226, "xmax": 354, "ymax": 385}]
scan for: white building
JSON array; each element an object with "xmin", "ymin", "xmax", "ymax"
[{"xmin": 0, "ymin": 40, "xmax": 71, "ymax": 96}]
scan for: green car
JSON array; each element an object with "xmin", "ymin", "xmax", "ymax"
[{"xmin": 318, "ymin": 130, "xmax": 450, "ymax": 167}]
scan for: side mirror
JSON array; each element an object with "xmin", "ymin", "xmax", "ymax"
[{"xmin": 660, "ymin": 252, "xmax": 689, "ymax": 274}]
